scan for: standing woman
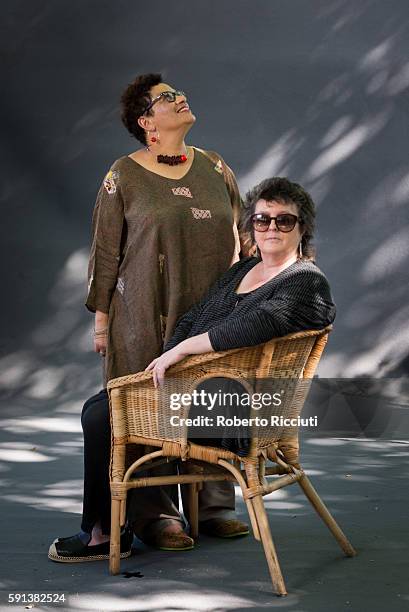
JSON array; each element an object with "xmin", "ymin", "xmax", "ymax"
[
  {"xmin": 88, "ymin": 74, "xmax": 242, "ymax": 381},
  {"xmin": 49, "ymin": 74, "xmax": 248, "ymax": 563}
]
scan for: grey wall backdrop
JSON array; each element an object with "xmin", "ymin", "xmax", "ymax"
[{"xmin": 1, "ymin": 0, "xmax": 409, "ymax": 412}]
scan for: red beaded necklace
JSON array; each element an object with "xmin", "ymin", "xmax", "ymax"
[
  {"xmin": 157, "ymin": 153, "xmax": 188, "ymax": 166},
  {"xmin": 147, "ymin": 146, "xmax": 189, "ymax": 166}
]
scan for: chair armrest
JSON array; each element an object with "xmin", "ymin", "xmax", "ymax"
[
  {"xmin": 107, "ymin": 326, "xmax": 332, "ymax": 392},
  {"xmin": 107, "ymin": 346, "xmax": 245, "ymax": 391}
]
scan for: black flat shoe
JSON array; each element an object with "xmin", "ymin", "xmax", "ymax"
[{"xmin": 48, "ymin": 527, "xmax": 133, "ymax": 563}]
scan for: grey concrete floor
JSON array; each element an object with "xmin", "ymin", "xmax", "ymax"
[{"xmin": 0, "ymin": 399, "xmax": 408, "ymax": 612}]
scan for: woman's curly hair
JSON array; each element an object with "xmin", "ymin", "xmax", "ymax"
[
  {"xmin": 241, "ymin": 177, "xmax": 316, "ymax": 261},
  {"xmin": 120, "ymin": 73, "xmax": 162, "ymax": 145}
]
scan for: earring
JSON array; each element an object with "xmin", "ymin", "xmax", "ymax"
[
  {"xmin": 150, "ymin": 129, "xmax": 160, "ymax": 144},
  {"xmin": 298, "ymin": 241, "xmax": 303, "ymax": 258}
]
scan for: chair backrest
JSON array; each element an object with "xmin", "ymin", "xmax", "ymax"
[
  {"xmin": 108, "ymin": 328, "xmax": 331, "ymax": 464},
  {"xmin": 247, "ymin": 328, "xmax": 331, "ymax": 458}
]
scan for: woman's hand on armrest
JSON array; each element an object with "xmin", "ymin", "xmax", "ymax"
[{"xmin": 145, "ymin": 333, "xmax": 213, "ymax": 388}]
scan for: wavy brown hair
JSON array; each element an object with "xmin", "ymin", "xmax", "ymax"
[{"xmin": 241, "ymin": 177, "xmax": 316, "ymax": 261}]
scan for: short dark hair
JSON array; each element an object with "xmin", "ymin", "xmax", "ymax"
[
  {"xmin": 241, "ymin": 177, "xmax": 316, "ymax": 260},
  {"xmin": 120, "ymin": 73, "xmax": 163, "ymax": 145}
]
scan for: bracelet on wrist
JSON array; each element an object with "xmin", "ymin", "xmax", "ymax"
[{"xmin": 94, "ymin": 327, "xmax": 108, "ymax": 337}]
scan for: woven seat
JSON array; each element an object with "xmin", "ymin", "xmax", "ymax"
[{"xmin": 107, "ymin": 326, "xmax": 355, "ymax": 596}]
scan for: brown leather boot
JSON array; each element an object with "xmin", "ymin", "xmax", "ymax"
[
  {"xmin": 199, "ymin": 518, "xmax": 249, "ymax": 538},
  {"xmin": 140, "ymin": 521, "xmax": 195, "ymax": 551},
  {"xmin": 147, "ymin": 531, "xmax": 195, "ymax": 551}
]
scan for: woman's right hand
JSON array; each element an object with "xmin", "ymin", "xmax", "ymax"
[
  {"xmin": 94, "ymin": 333, "xmax": 107, "ymax": 356},
  {"xmin": 94, "ymin": 311, "xmax": 109, "ymax": 357}
]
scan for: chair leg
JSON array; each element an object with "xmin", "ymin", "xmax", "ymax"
[
  {"xmin": 109, "ymin": 498, "xmax": 122, "ymax": 575},
  {"xmin": 245, "ymin": 498, "xmax": 261, "ymax": 541},
  {"xmin": 218, "ymin": 459, "xmax": 260, "ymax": 540},
  {"xmin": 251, "ymin": 495, "xmax": 287, "ymax": 596},
  {"xmin": 297, "ymin": 473, "xmax": 356, "ymax": 557},
  {"xmin": 186, "ymin": 483, "xmax": 199, "ymax": 539},
  {"xmin": 120, "ymin": 500, "xmax": 126, "ymax": 526}
]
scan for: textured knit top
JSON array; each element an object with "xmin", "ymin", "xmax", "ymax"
[
  {"xmin": 85, "ymin": 148, "xmax": 242, "ymax": 384},
  {"xmin": 164, "ymin": 256, "xmax": 336, "ymax": 352}
]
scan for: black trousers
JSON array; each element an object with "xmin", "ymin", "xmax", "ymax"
[{"xmin": 80, "ymin": 389, "xmax": 111, "ymax": 534}]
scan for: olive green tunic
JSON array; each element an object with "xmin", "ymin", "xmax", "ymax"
[{"xmin": 86, "ymin": 148, "xmax": 241, "ymax": 384}]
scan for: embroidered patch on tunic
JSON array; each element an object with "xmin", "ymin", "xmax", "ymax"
[
  {"xmin": 214, "ymin": 160, "xmax": 223, "ymax": 175},
  {"xmin": 116, "ymin": 277, "xmax": 125, "ymax": 295},
  {"xmin": 190, "ymin": 207, "xmax": 212, "ymax": 219},
  {"xmin": 171, "ymin": 186, "xmax": 193, "ymax": 198},
  {"xmin": 103, "ymin": 170, "xmax": 119, "ymax": 195}
]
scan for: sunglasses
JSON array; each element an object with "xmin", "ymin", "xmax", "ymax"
[
  {"xmin": 143, "ymin": 90, "xmax": 186, "ymax": 114},
  {"xmin": 251, "ymin": 213, "xmax": 302, "ymax": 233}
]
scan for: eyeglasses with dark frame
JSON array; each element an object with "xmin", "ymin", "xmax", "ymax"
[
  {"xmin": 143, "ymin": 90, "xmax": 186, "ymax": 115},
  {"xmin": 251, "ymin": 212, "xmax": 303, "ymax": 233}
]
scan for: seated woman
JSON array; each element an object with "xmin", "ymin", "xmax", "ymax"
[
  {"xmin": 147, "ymin": 176, "xmax": 335, "ymax": 394},
  {"xmin": 49, "ymin": 176, "xmax": 335, "ymax": 563}
]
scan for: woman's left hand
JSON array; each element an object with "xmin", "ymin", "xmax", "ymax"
[{"xmin": 145, "ymin": 347, "xmax": 186, "ymax": 388}]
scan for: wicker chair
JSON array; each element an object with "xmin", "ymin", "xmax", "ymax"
[{"xmin": 107, "ymin": 326, "xmax": 355, "ymax": 596}]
